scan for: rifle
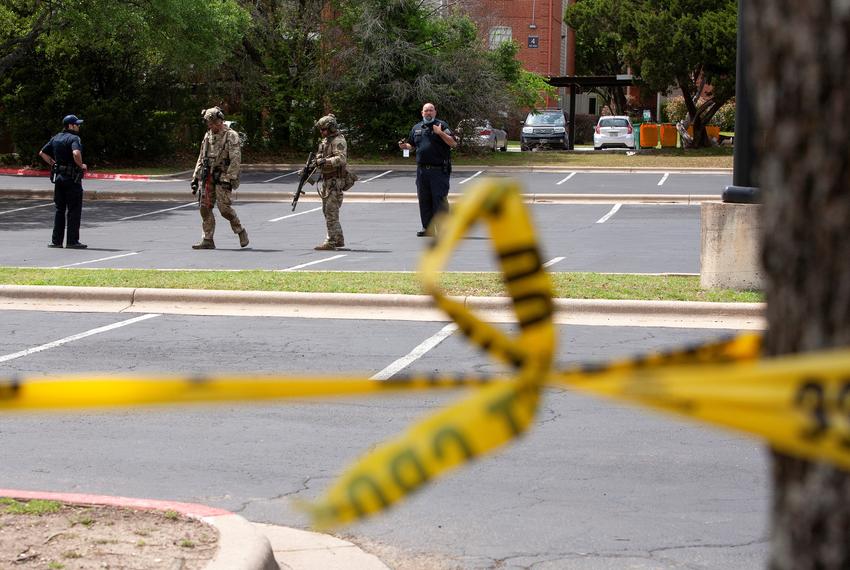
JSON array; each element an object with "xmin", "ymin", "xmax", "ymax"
[
  {"xmin": 193, "ymin": 158, "xmax": 211, "ymax": 206},
  {"xmin": 291, "ymin": 151, "xmax": 317, "ymax": 211}
]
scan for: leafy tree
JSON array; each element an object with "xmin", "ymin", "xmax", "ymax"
[
  {"xmin": 565, "ymin": 0, "xmax": 736, "ymax": 145},
  {"xmin": 623, "ymin": 0, "xmax": 737, "ymax": 146},
  {"xmin": 0, "ymin": 0, "xmax": 249, "ymax": 162},
  {"xmin": 488, "ymin": 40, "xmax": 555, "ymax": 112},
  {"xmin": 564, "ymin": 0, "xmax": 631, "ymax": 115},
  {"xmin": 315, "ymin": 0, "xmax": 539, "ymax": 152},
  {"xmin": 223, "ymin": 0, "xmax": 325, "ymax": 152}
]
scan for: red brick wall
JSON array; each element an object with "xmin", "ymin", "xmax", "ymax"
[{"xmin": 466, "ymin": 0, "xmax": 564, "ymax": 78}]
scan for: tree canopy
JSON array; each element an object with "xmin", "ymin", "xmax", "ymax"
[
  {"xmin": 0, "ymin": 0, "xmax": 550, "ymax": 162},
  {"xmin": 566, "ymin": 0, "xmax": 737, "ymax": 146}
]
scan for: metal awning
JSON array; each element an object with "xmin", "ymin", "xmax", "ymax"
[{"xmin": 545, "ymin": 75, "xmax": 641, "ymax": 149}]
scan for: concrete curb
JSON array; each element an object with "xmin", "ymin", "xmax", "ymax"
[
  {"xmin": 0, "ymin": 188, "xmax": 719, "ymax": 205},
  {"xmin": 239, "ymin": 163, "xmax": 732, "ymax": 174},
  {"xmin": 0, "ymin": 285, "xmax": 765, "ymax": 329},
  {"xmin": 0, "ymin": 164, "xmax": 732, "ymax": 184},
  {"xmin": 0, "ymin": 488, "xmax": 278, "ymax": 570}
]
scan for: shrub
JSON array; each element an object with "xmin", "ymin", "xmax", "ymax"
[
  {"xmin": 664, "ymin": 96, "xmax": 735, "ymax": 130},
  {"xmin": 572, "ymin": 114, "xmax": 599, "ymax": 144}
]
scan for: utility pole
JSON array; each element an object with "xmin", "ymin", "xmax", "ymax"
[{"xmin": 722, "ymin": 0, "xmax": 760, "ymax": 203}]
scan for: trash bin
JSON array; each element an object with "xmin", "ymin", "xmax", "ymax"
[
  {"xmin": 639, "ymin": 123, "xmax": 659, "ymax": 149},
  {"xmin": 659, "ymin": 124, "xmax": 677, "ymax": 148}
]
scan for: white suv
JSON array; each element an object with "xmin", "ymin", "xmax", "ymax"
[{"xmin": 593, "ymin": 116, "xmax": 635, "ymax": 150}]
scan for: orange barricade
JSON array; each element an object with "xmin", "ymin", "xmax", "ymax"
[
  {"xmin": 639, "ymin": 123, "xmax": 659, "ymax": 148},
  {"xmin": 659, "ymin": 124, "xmax": 677, "ymax": 147}
]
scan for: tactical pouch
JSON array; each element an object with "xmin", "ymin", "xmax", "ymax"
[{"xmin": 341, "ymin": 170, "xmax": 359, "ymax": 192}]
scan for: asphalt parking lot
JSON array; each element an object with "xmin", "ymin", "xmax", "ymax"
[
  {"xmin": 1, "ymin": 309, "xmax": 767, "ymax": 569},
  {"xmin": 0, "ymin": 198, "xmax": 701, "ymax": 273},
  {"xmin": 0, "ymin": 169, "xmax": 731, "ymax": 197}
]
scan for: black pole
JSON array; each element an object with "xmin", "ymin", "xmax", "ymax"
[
  {"xmin": 723, "ymin": 0, "xmax": 760, "ymax": 203},
  {"xmin": 568, "ymin": 84, "xmax": 577, "ymax": 151}
]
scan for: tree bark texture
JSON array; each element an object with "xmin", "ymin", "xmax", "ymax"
[{"xmin": 748, "ymin": 1, "xmax": 850, "ymax": 568}]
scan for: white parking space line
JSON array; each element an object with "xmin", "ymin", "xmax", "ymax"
[
  {"xmin": 269, "ymin": 206, "xmax": 322, "ymax": 222},
  {"xmin": 362, "ymin": 170, "xmax": 393, "ymax": 183},
  {"xmin": 543, "ymin": 256, "xmax": 565, "ymax": 268},
  {"xmin": 371, "ymin": 323, "xmax": 458, "ymax": 380},
  {"xmin": 53, "ymin": 252, "xmax": 139, "ymax": 269},
  {"xmin": 556, "ymin": 172, "xmax": 577, "ymax": 185},
  {"xmin": 0, "ymin": 202, "xmax": 53, "ymax": 215},
  {"xmin": 277, "ymin": 254, "xmax": 346, "ymax": 271},
  {"xmin": 263, "ymin": 171, "xmax": 297, "ymax": 183},
  {"xmin": 120, "ymin": 202, "xmax": 195, "ymax": 221},
  {"xmin": 459, "ymin": 170, "xmax": 483, "ymax": 185},
  {"xmin": 657, "ymin": 172, "xmax": 670, "ymax": 186},
  {"xmin": 596, "ymin": 203, "xmax": 622, "ymax": 224},
  {"xmin": 0, "ymin": 314, "xmax": 161, "ymax": 364}
]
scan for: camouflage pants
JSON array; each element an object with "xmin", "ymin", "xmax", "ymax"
[
  {"xmin": 320, "ymin": 179, "xmax": 345, "ymax": 245},
  {"xmin": 200, "ymin": 185, "xmax": 244, "ymax": 240}
]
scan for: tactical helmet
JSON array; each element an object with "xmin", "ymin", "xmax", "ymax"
[
  {"xmin": 202, "ymin": 107, "xmax": 225, "ymax": 123},
  {"xmin": 316, "ymin": 114, "xmax": 338, "ymax": 132}
]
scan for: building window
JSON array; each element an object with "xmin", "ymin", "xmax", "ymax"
[
  {"xmin": 588, "ymin": 98, "xmax": 597, "ymax": 115},
  {"xmin": 489, "ymin": 26, "xmax": 512, "ymax": 50}
]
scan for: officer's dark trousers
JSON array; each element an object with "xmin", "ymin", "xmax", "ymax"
[
  {"xmin": 52, "ymin": 179, "xmax": 83, "ymax": 245},
  {"xmin": 415, "ymin": 165, "xmax": 450, "ymax": 231}
]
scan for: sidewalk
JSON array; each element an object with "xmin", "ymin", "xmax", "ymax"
[
  {"xmin": 0, "ymin": 171, "xmax": 721, "ymax": 205},
  {"xmin": 0, "ymin": 489, "xmax": 387, "ymax": 570},
  {"xmin": 0, "ymin": 163, "xmax": 733, "ymax": 179},
  {"xmin": 0, "ymin": 285, "xmax": 765, "ymax": 330}
]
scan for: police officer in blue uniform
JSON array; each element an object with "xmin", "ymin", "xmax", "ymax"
[
  {"xmin": 399, "ymin": 102, "xmax": 457, "ymax": 237},
  {"xmin": 38, "ymin": 115, "xmax": 88, "ymax": 248}
]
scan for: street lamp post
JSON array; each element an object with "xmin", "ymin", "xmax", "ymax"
[{"xmin": 722, "ymin": 0, "xmax": 760, "ymax": 203}]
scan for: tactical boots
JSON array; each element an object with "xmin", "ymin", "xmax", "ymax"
[
  {"xmin": 314, "ymin": 240, "xmax": 342, "ymax": 251},
  {"xmin": 238, "ymin": 229, "xmax": 249, "ymax": 248},
  {"xmin": 192, "ymin": 239, "xmax": 216, "ymax": 250}
]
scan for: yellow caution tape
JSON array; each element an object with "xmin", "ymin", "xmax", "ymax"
[
  {"xmin": 303, "ymin": 178, "xmax": 556, "ymax": 527},
  {"xmin": 301, "ymin": 376, "xmax": 542, "ymax": 529},
  {"xmin": 0, "ymin": 374, "xmax": 511, "ymax": 411},
  {"xmin": 2, "ymin": 176, "xmax": 849, "ymax": 530},
  {"xmin": 553, "ymin": 347, "xmax": 850, "ymax": 471}
]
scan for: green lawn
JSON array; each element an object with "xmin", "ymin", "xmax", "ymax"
[
  {"xmin": 0, "ymin": 268, "xmax": 762, "ymax": 303},
  {"xmin": 87, "ymin": 146, "xmax": 733, "ymax": 175}
]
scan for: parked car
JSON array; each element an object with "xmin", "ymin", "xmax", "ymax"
[
  {"xmin": 593, "ymin": 116, "xmax": 635, "ymax": 150},
  {"xmin": 456, "ymin": 119, "xmax": 508, "ymax": 152},
  {"xmin": 520, "ymin": 110, "xmax": 568, "ymax": 151}
]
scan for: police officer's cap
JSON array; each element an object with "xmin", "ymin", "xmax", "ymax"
[
  {"xmin": 316, "ymin": 114, "xmax": 338, "ymax": 132},
  {"xmin": 202, "ymin": 107, "xmax": 225, "ymax": 122},
  {"xmin": 62, "ymin": 115, "xmax": 83, "ymax": 126}
]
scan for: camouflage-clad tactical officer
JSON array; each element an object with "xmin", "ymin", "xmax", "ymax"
[
  {"xmin": 190, "ymin": 107, "xmax": 248, "ymax": 249},
  {"xmin": 312, "ymin": 114, "xmax": 349, "ymax": 250}
]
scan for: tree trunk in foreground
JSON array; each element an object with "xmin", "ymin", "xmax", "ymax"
[{"xmin": 748, "ymin": 1, "xmax": 850, "ymax": 568}]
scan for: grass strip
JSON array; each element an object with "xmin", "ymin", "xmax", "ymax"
[
  {"xmin": 92, "ymin": 147, "xmax": 733, "ymax": 175},
  {"xmin": 0, "ymin": 268, "xmax": 762, "ymax": 303}
]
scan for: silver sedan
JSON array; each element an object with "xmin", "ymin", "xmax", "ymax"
[{"xmin": 457, "ymin": 120, "xmax": 508, "ymax": 152}]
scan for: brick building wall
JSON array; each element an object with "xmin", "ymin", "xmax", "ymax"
[{"xmin": 465, "ymin": 0, "xmax": 565, "ymax": 80}]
